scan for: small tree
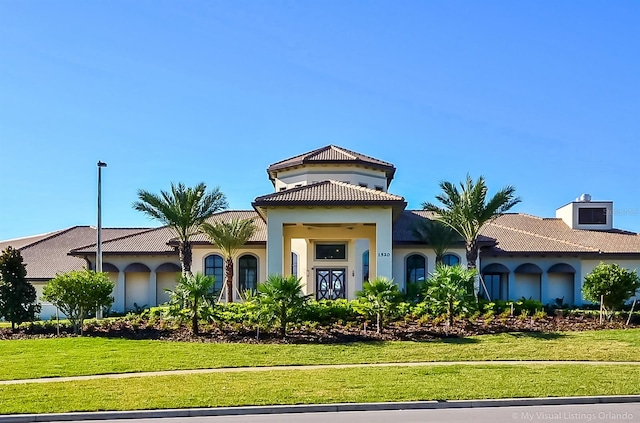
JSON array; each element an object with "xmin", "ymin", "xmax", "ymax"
[
  {"xmin": 257, "ymin": 274, "xmax": 309, "ymax": 338},
  {"xmin": 200, "ymin": 218, "xmax": 257, "ymax": 303},
  {"xmin": 583, "ymin": 262, "xmax": 640, "ymax": 316},
  {"xmin": 0, "ymin": 247, "xmax": 40, "ymax": 330},
  {"xmin": 167, "ymin": 272, "xmax": 216, "ymax": 335},
  {"xmin": 413, "ymin": 219, "xmax": 459, "ymax": 265},
  {"xmin": 42, "ymin": 269, "xmax": 114, "ymax": 334},
  {"xmin": 354, "ymin": 277, "xmax": 402, "ymax": 333},
  {"xmin": 425, "ymin": 265, "xmax": 477, "ymax": 327}
]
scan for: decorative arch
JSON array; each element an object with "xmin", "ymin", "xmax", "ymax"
[
  {"xmin": 123, "ymin": 262, "xmax": 151, "ymax": 272},
  {"xmin": 548, "ymin": 263, "xmax": 576, "ymax": 273},
  {"xmin": 515, "ymin": 263, "xmax": 543, "ymax": 274},
  {"xmin": 405, "ymin": 253, "xmax": 427, "ymax": 283},
  {"xmin": 442, "ymin": 253, "xmax": 460, "ymax": 266},
  {"xmin": 238, "ymin": 254, "xmax": 258, "ymax": 291},
  {"xmin": 155, "ymin": 262, "xmax": 180, "ymax": 273},
  {"xmin": 102, "ymin": 262, "xmax": 119, "ymax": 272}
]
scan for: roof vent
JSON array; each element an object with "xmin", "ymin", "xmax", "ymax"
[{"xmin": 576, "ymin": 193, "xmax": 592, "ymax": 202}]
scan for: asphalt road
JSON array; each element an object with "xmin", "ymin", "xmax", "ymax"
[{"xmin": 48, "ymin": 403, "xmax": 640, "ymax": 423}]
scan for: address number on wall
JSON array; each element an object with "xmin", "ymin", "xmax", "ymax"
[{"xmin": 377, "ymin": 252, "xmax": 391, "ymax": 257}]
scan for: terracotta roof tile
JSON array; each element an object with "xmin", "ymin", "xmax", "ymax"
[
  {"xmin": 12, "ymin": 227, "xmax": 149, "ymax": 279},
  {"xmin": 181, "ymin": 211, "xmax": 267, "ymax": 243},
  {"xmin": 481, "ymin": 214, "xmax": 640, "ymax": 254},
  {"xmin": 254, "ymin": 180, "xmax": 405, "ymax": 205},
  {"xmin": 268, "ymin": 145, "xmax": 395, "ymax": 172}
]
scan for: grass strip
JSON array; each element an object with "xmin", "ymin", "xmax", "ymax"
[
  {"xmin": 1, "ymin": 329, "xmax": 639, "ymax": 381},
  {"xmin": 1, "ymin": 364, "xmax": 639, "ymax": 414}
]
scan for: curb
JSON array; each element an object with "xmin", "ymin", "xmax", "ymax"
[{"xmin": 2, "ymin": 396, "xmax": 640, "ymax": 422}]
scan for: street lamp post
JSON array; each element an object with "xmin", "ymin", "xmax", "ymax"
[{"xmin": 97, "ymin": 161, "xmax": 107, "ymax": 319}]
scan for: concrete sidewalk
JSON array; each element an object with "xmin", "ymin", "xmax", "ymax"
[{"xmin": 2, "ymin": 360, "xmax": 640, "ymax": 385}]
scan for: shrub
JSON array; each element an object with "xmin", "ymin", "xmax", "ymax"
[
  {"xmin": 583, "ymin": 262, "xmax": 640, "ymax": 314},
  {"xmin": 424, "ymin": 265, "xmax": 477, "ymax": 326},
  {"xmin": 42, "ymin": 269, "xmax": 114, "ymax": 334},
  {"xmin": 257, "ymin": 274, "xmax": 310, "ymax": 338},
  {"xmin": 166, "ymin": 273, "xmax": 216, "ymax": 335},
  {"xmin": 354, "ymin": 277, "xmax": 402, "ymax": 333}
]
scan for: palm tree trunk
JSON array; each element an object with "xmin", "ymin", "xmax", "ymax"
[
  {"xmin": 448, "ymin": 298, "xmax": 454, "ymax": 327},
  {"xmin": 435, "ymin": 254, "xmax": 443, "ymax": 266},
  {"xmin": 192, "ymin": 298, "xmax": 199, "ymax": 335},
  {"xmin": 376, "ymin": 312, "xmax": 381, "ymax": 334},
  {"xmin": 465, "ymin": 239, "xmax": 478, "ymax": 271},
  {"xmin": 466, "ymin": 239, "xmax": 479, "ymax": 300},
  {"xmin": 225, "ymin": 258, "xmax": 234, "ymax": 303},
  {"xmin": 179, "ymin": 241, "xmax": 193, "ymax": 276},
  {"xmin": 280, "ymin": 309, "xmax": 287, "ymax": 338}
]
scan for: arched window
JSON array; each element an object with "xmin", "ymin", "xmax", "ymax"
[
  {"xmin": 406, "ymin": 254, "xmax": 426, "ymax": 283},
  {"xmin": 204, "ymin": 254, "xmax": 224, "ymax": 292},
  {"xmin": 291, "ymin": 252, "xmax": 298, "ymax": 278},
  {"xmin": 442, "ymin": 254, "xmax": 460, "ymax": 266},
  {"xmin": 239, "ymin": 255, "xmax": 258, "ymax": 291},
  {"xmin": 362, "ymin": 250, "xmax": 369, "ymax": 282}
]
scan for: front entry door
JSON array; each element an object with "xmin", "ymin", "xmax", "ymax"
[{"xmin": 316, "ymin": 268, "xmax": 346, "ymax": 300}]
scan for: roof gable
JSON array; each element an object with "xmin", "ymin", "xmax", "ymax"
[{"xmin": 267, "ymin": 145, "xmax": 396, "ymax": 182}]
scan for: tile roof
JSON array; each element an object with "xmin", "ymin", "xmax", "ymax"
[
  {"xmin": 0, "ymin": 230, "xmax": 66, "ymax": 252},
  {"xmin": 267, "ymin": 145, "xmax": 396, "ymax": 180},
  {"xmin": 6, "ymin": 226, "xmax": 150, "ymax": 280},
  {"xmin": 481, "ymin": 214, "xmax": 640, "ymax": 255},
  {"xmin": 392, "ymin": 210, "xmax": 494, "ymax": 245},
  {"xmin": 179, "ymin": 211, "xmax": 267, "ymax": 243},
  {"xmin": 72, "ymin": 211, "xmax": 269, "ymax": 254},
  {"xmin": 253, "ymin": 180, "xmax": 406, "ymax": 205}
]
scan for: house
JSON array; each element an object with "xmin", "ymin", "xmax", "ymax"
[{"xmin": 3, "ymin": 145, "xmax": 640, "ymax": 318}]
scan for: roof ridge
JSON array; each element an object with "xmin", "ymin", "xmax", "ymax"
[
  {"xmin": 69, "ymin": 226, "xmax": 167, "ymax": 252},
  {"xmin": 329, "ymin": 180, "xmax": 404, "ymax": 199},
  {"xmin": 18, "ymin": 226, "xmax": 87, "ymax": 251},
  {"xmin": 487, "ymin": 221, "xmax": 596, "ymax": 251}
]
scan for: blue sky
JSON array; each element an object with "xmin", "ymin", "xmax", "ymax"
[{"xmin": 1, "ymin": 1, "xmax": 639, "ymax": 240}]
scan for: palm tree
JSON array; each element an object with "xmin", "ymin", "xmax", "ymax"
[
  {"xmin": 425, "ymin": 264, "xmax": 477, "ymax": 327},
  {"xmin": 257, "ymin": 274, "xmax": 309, "ymax": 338},
  {"xmin": 355, "ymin": 276, "xmax": 402, "ymax": 333},
  {"xmin": 200, "ymin": 218, "xmax": 257, "ymax": 303},
  {"xmin": 422, "ymin": 174, "xmax": 520, "ymax": 271},
  {"xmin": 167, "ymin": 272, "xmax": 216, "ymax": 335},
  {"xmin": 413, "ymin": 219, "xmax": 459, "ymax": 265},
  {"xmin": 133, "ymin": 182, "xmax": 228, "ymax": 275}
]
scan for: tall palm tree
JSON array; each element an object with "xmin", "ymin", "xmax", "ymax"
[
  {"xmin": 413, "ymin": 219, "xmax": 459, "ymax": 265},
  {"xmin": 133, "ymin": 182, "xmax": 228, "ymax": 275},
  {"xmin": 422, "ymin": 174, "xmax": 520, "ymax": 271},
  {"xmin": 200, "ymin": 218, "xmax": 257, "ymax": 303}
]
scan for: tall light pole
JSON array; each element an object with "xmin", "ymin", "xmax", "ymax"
[
  {"xmin": 96, "ymin": 161, "xmax": 107, "ymax": 320},
  {"xmin": 97, "ymin": 161, "xmax": 107, "ymax": 274}
]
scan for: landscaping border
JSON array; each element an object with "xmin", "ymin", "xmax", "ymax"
[{"xmin": 2, "ymin": 396, "xmax": 640, "ymax": 423}]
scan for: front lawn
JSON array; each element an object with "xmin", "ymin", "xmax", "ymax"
[
  {"xmin": 1, "ymin": 364, "xmax": 639, "ymax": 414},
  {"xmin": 0, "ymin": 329, "xmax": 638, "ymax": 381}
]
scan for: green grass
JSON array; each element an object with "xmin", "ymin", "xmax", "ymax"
[
  {"xmin": 1, "ymin": 364, "xmax": 639, "ymax": 414},
  {"xmin": 0, "ymin": 329, "xmax": 639, "ymax": 381}
]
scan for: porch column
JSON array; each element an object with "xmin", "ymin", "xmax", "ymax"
[
  {"xmin": 283, "ymin": 229, "xmax": 292, "ymax": 277},
  {"xmin": 507, "ymin": 270, "xmax": 515, "ymax": 301},
  {"xmin": 148, "ymin": 270, "xmax": 157, "ymax": 307},
  {"xmin": 540, "ymin": 271, "xmax": 549, "ymax": 304},
  {"xmin": 116, "ymin": 270, "xmax": 125, "ymax": 312},
  {"xmin": 267, "ymin": 219, "xmax": 284, "ymax": 276},
  {"xmin": 375, "ymin": 215, "xmax": 393, "ymax": 279}
]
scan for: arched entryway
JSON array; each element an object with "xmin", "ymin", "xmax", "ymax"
[{"xmin": 514, "ymin": 263, "xmax": 542, "ymax": 300}]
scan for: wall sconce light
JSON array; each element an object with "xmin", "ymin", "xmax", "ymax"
[{"xmin": 352, "ymin": 270, "xmax": 355, "ymax": 277}]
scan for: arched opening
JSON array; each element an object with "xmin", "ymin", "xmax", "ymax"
[
  {"xmin": 514, "ymin": 263, "xmax": 543, "ymax": 301},
  {"xmin": 123, "ymin": 262, "xmax": 151, "ymax": 311}
]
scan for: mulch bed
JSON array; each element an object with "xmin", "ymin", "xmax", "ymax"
[{"xmin": 1, "ymin": 314, "xmax": 638, "ymax": 343}]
